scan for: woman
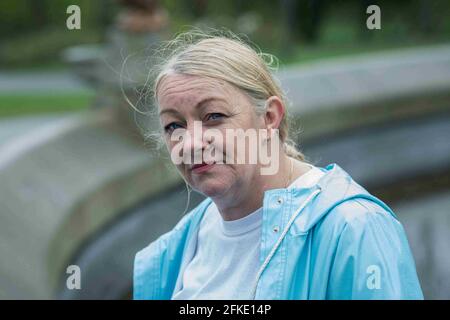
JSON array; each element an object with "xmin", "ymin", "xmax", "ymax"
[{"xmin": 133, "ymin": 31, "xmax": 423, "ymax": 300}]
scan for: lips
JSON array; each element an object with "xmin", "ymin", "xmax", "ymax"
[
  {"xmin": 192, "ymin": 163, "xmax": 207, "ymax": 170},
  {"xmin": 191, "ymin": 162, "xmax": 215, "ymax": 173}
]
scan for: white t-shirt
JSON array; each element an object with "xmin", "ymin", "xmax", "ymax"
[{"xmin": 171, "ymin": 164, "xmax": 325, "ymax": 300}]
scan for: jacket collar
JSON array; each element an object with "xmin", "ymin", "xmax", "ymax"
[{"xmin": 187, "ymin": 163, "xmax": 396, "ymax": 237}]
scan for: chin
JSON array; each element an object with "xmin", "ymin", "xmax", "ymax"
[
  {"xmin": 195, "ymin": 180, "xmax": 231, "ymax": 198},
  {"xmin": 187, "ymin": 165, "xmax": 235, "ymax": 198}
]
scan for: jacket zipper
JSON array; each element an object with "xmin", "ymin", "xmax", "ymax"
[{"xmin": 249, "ymin": 187, "xmax": 322, "ymax": 299}]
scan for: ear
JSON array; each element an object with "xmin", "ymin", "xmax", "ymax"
[{"xmin": 263, "ymin": 96, "xmax": 285, "ymax": 135}]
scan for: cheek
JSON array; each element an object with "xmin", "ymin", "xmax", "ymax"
[
  {"xmin": 192, "ymin": 163, "xmax": 237, "ymax": 185},
  {"xmin": 211, "ymin": 164, "xmax": 250, "ymax": 184},
  {"xmin": 165, "ymin": 135, "xmax": 187, "ymax": 166}
]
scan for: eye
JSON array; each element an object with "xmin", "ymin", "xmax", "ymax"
[
  {"xmin": 206, "ymin": 113, "xmax": 225, "ymax": 121},
  {"xmin": 164, "ymin": 122, "xmax": 183, "ymax": 133}
]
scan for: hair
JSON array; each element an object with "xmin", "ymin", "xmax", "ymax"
[
  {"xmin": 146, "ymin": 28, "xmax": 306, "ymax": 161},
  {"xmin": 129, "ymin": 28, "xmax": 309, "ymax": 215}
]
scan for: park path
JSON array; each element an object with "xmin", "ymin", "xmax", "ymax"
[
  {"xmin": 0, "ymin": 69, "xmax": 89, "ymax": 93},
  {"xmin": 1, "ymin": 43, "xmax": 449, "ymax": 151},
  {"xmin": 0, "ymin": 69, "xmax": 91, "ymax": 151}
]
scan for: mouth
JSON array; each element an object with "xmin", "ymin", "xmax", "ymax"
[{"xmin": 190, "ymin": 162, "xmax": 215, "ymax": 174}]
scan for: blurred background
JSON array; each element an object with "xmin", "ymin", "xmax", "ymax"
[{"xmin": 0, "ymin": 0, "xmax": 449, "ymax": 299}]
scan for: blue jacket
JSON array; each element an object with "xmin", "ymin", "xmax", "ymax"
[{"xmin": 134, "ymin": 163, "xmax": 423, "ymax": 299}]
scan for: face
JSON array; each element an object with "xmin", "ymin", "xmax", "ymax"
[{"xmin": 157, "ymin": 73, "xmax": 266, "ymax": 199}]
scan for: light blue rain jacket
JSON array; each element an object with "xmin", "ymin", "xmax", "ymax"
[{"xmin": 134, "ymin": 163, "xmax": 423, "ymax": 299}]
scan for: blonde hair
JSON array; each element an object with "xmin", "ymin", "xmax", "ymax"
[{"xmin": 151, "ymin": 29, "xmax": 306, "ymax": 162}]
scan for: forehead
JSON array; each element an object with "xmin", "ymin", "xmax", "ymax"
[{"xmin": 157, "ymin": 74, "xmax": 239, "ymax": 110}]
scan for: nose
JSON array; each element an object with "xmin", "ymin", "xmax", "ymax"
[{"xmin": 182, "ymin": 121, "xmax": 209, "ymax": 165}]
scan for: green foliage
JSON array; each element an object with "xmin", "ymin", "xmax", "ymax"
[
  {"xmin": 1, "ymin": 0, "xmax": 450, "ymax": 68},
  {"xmin": 0, "ymin": 0, "xmax": 30, "ymax": 35},
  {"xmin": 0, "ymin": 27, "xmax": 102, "ymax": 68},
  {"xmin": 0, "ymin": 0, "xmax": 116, "ymax": 38}
]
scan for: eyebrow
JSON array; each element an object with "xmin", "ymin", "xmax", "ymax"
[{"xmin": 158, "ymin": 97, "xmax": 227, "ymax": 117}]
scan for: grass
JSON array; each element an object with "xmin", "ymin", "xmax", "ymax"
[
  {"xmin": 282, "ymin": 39, "xmax": 450, "ymax": 66},
  {"xmin": 279, "ymin": 20, "xmax": 450, "ymax": 66},
  {"xmin": 0, "ymin": 92, "xmax": 94, "ymax": 118},
  {"xmin": 268, "ymin": 2, "xmax": 450, "ymax": 66}
]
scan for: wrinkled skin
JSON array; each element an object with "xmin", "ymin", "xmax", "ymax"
[{"xmin": 157, "ymin": 73, "xmax": 308, "ymax": 220}]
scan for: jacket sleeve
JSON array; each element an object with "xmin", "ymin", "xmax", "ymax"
[
  {"xmin": 326, "ymin": 205, "xmax": 424, "ymax": 299},
  {"xmin": 133, "ymin": 230, "xmax": 172, "ymax": 300},
  {"xmin": 133, "ymin": 211, "xmax": 195, "ymax": 300},
  {"xmin": 133, "ymin": 198, "xmax": 212, "ymax": 300}
]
